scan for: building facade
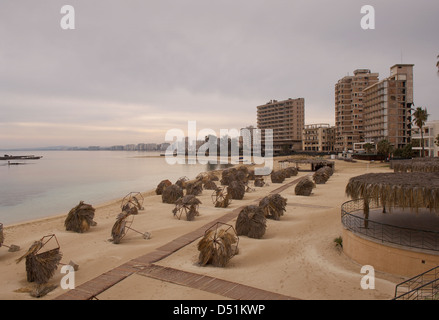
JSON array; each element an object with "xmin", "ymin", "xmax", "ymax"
[
  {"xmin": 302, "ymin": 123, "xmax": 336, "ymax": 152},
  {"xmin": 412, "ymin": 120, "xmax": 439, "ymax": 157},
  {"xmin": 335, "ymin": 69, "xmax": 379, "ymax": 152},
  {"xmin": 363, "ymin": 64, "xmax": 414, "ymax": 149},
  {"xmin": 257, "ymin": 98, "xmax": 305, "ymax": 155}
]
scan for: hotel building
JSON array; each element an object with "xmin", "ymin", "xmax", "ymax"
[
  {"xmin": 257, "ymin": 98, "xmax": 305, "ymax": 155},
  {"xmin": 335, "ymin": 69, "xmax": 379, "ymax": 152}
]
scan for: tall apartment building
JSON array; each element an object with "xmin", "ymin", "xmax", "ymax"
[
  {"xmin": 363, "ymin": 64, "xmax": 414, "ymax": 149},
  {"xmin": 302, "ymin": 123, "xmax": 336, "ymax": 152},
  {"xmin": 335, "ymin": 69, "xmax": 379, "ymax": 152},
  {"xmin": 257, "ymin": 98, "xmax": 305, "ymax": 155}
]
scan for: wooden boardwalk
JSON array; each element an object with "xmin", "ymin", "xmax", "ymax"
[{"xmin": 54, "ymin": 175, "xmax": 308, "ymax": 300}]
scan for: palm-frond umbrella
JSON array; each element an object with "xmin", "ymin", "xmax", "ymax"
[
  {"xmin": 220, "ymin": 168, "xmax": 237, "ymax": 186},
  {"xmin": 313, "ymin": 166, "xmax": 333, "ymax": 184},
  {"xmin": 156, "ymin": 179, "xmax": 172, "ymax": 195},
  {"xmin": 0, "ymin": 223, "xmax": 20, "ymax": 252},
  {"xmin": 254, "ymin": 177, "xmax": 265, "ymax": 187},
  {"xmin": 64, "ymin": 201, "xmax": 96, "ymax": 233},
  {"xmin": 162, "ymin": 184, "xmax": 184, "ymax": 204},
  {"xmin": 345, "ymin": 172, "xmax": 439, "ymax": 228},
  {"xmin": 121, "ymin": 192, "xmax": 144, "ymax": 212},
  {"xmin": 110, "ymin": 206, "xmax": 150, "ymax": 244},
  {"xmin": 270, "ymin": 171, "xmax": 285, "ymax": 184},
  {"xmin": 16, "ymin": 234, "xmax": 62, "ymax": 284},
  {"xmin": 227, "ymin": 180, "xmax": 246, "ymax": 200},
  {"xmin": 211, "ymin": 187, "xmax": 232, "ymax": 208},
  {"xmin": 175, "ymin": 176, "xmax": 189, "ymax": 189},
  {"xmin": 203, "ymin": 180, "xmax": 218, "ymax": 191},
  {"xmin": 172, "ymin": 195, "xmax": 202, "ymax": 221},
  {"xmin": 197, "ymin": 223, "xmax": 239, "ymax": 267},
  {"xmin": 235, "ymin": 205, "xmax": 266, "ymax": 239},
  {"xmin": 295, "ymin": 178, "xmax": 316, "ymax": 196},
  {"xmin": 186, "ymin": 180, "xmax": 203, "ymax": 196},
  {"xmin": 259, "ymin": 194, "xmax": 287, "ymax": 220}
]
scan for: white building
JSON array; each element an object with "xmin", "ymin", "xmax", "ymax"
[{"xmin": 412, "ymin": 120, "xmax": 439, "ymax": 157}]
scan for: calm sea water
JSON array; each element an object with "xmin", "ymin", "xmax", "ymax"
[{"xmin": 0, "ymin": 150, "xmax": 221, "ymax": 225}]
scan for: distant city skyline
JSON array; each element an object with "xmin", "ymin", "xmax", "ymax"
[{"xmin": 1, "ymin": 1, "xmax": 438, "ymax": 149}]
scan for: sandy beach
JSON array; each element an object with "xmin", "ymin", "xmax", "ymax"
[{"xmin": 0, "ymin": 158, "xmax": 405, "ymax": 300}]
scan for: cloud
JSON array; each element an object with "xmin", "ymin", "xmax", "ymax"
[{"xmin": 0, "ymin": 0, "xmax": 438, "ymax": 148}]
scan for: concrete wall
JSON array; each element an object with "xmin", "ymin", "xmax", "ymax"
[{"xmin": 342, "ymin": 229, "xmax": 439, "ymax": 278}]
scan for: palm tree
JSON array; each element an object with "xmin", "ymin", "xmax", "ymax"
[{"xmin": 412, "ymin": 107, "xmax": 429, "ymax": 157}]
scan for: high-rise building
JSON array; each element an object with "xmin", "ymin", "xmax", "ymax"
[
  {"xmin": 257, "ymin": 98, "xmax": 305, "ymax": 155},
  {"xmin": 412, "ymin": 120, "xmax": 439, "ymax": 157},
  {"xmin": 363, "ymin": 64, "xmax": 414, "ymax": 149},
  {"xmin": 302, "ymin": 123, "xmax": 336, "ymax": 152},
  {"xmin": 335, "ymin": 69, "xmax": 379, "ymax": 152}
]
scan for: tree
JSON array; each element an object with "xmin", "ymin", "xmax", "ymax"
[
  {"xmin": 377, "ymin": 140, "xmax": 393, "ymax": 158},
  {"xmin": 412, "ymin": 107, "xmax": 429, "ymax": 157},
  {"xmin": 435, "ymin": 134, "xmax": 439, "ymax": 148},
  {"xmin": 363, "ymin": 143, "xmax": 375, "ymax": 154}
]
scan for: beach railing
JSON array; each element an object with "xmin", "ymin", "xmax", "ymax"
[
  {"xmin": 341, "ymin": 199, "xmax": 439, "ymax": 252},
  {"xmin": 393, "ymin": 265, "xmax": 439, "ymax": 300}
]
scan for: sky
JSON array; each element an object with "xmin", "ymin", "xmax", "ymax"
[{"xmin": 0, "ymin": 0, "xmax": 438, "ymax": 149}]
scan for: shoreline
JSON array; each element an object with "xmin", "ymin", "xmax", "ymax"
[{"xmin": 1, "ymin": 157, "xmax": 403, "ymax": 300}]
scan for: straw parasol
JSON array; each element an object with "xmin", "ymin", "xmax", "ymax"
[
  {"xmin": 345, "ymin": 172, "xmax": 439, "ymax": 214},
  {"xmin": 197, "ymin": 223, "xmax": 239, "ymax": 267},
  {"xmin": 203, "ymin": 180, "xmax": 218, "ymax": 191},
  {"xmin": 295, "ymin": 177, "xmax": 316, "ymax": 196},
  {"xmin": 121, "ymin": 192, "xmax": 144, "ymax": 212},
  {"xmin": 172, "ymin": 195, "xmax": 202, "ymax": 221},
  {"xmin": 0, "ymin": 223, "xmax": 20, "ymax": 252},
  {"xmin": 270, "ymin": 171, "xmax": 285, "ymax": 184},
  {"xmin": 162, "ymin": 184, "xmax": 184, "ymax": 204},
  {"xmin": 186, "ymin": 180, "xmax": 203, "ymax": 196},
  {"xmin": 259, "ymin": 194, "xmax": 287, "ymax": 220},
  {"xmin": 254, "ymin": 177, "xmax": 265, "ymax": 187},
  {"xmin": 211, "ymin": 187, "xmax": 232, "ymax": 208},
  {"xmin": 313, "ymin": 166, "xmax": 333, "ymax": 184},
  {"xmin": 227, "ymin": 180, "xmax": 246, "ymax": 200},
  {"xmin": 16, "ymin": 234, "xmax": 62, "ymax": 284},
  {"xmin": 175, "ymin": 176, "xmax": 189, "ymax": 189},
  {"xmin": 391, "ymin": 158, "xmax": 439, "ymax": 173},
  {"xmin": 156, "ymin": 179, "xmax": 172, "ymax": 195},
  {"xmin": 64, "ymin": 201, "xmax": 96, "ymax": 233},
  {"xmin": 110, "ymin": 206, "xmax": 150, "ymax": 244},
  {"xmin": 235, "ymin": 205, "xmax": 266, "ymax": 239}
]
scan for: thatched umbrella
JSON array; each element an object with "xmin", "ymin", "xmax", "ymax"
[
  {"xmin": 220, "ymin": 168, "xmax": 238, "ymax": 186},
  {"xmin": 345, "ymin": 172, "xmax": 439, "ymax": 227},
  {"xmin": 391, "ymin": 158, "xmax": 439, "ymax": 173},
  {"xmin": 254, "ymin": 177, "xmax": 265, "ymax": 187},
  {"xmin": 162, "ymin": 184, "xmax": 184, "ymax": 204},
  {"xmin": 172, "ymin": 195, "xmax": 202, "ymax": 221},
  {"xmin": 235, "ymin": 205, "xmax": 266, "ymax": 239},
  {"xmin": 121, "ymin": 192, "xmax": 144, "ymax": 212},
  {"xmin": 16, "ymin": 234, "xmax": 62, "ymax": 284},
  {"xmin": 259, "ymin": 194, "xmax": 287, "ymax": 220},
  {"xmin": 156, "ymin": 179, "xmax": 172, "ymax": 195},
  {"xmin": 186, "ymin": 180, "xmax": 203, "ymax": 196},
  {"xmin": 110, "ymin": 206, "xmax": 150, "ymax": 244},
  {"xmin": 197, "ymin": 223, "xmax": 238, "ymax": 267},
  {"xmin": 295, "ymin": 178, "xmax": 316, "ymax": 196},
  {"xmin": 64, "ymin": 201, "xmax": 96, "ymax": 233},
  {"xmin": 175, "ymin": 176, "xmax": 189, "ymax": 189},
  {"xmin": 270, "ymin": 171, "xmax": 285, "ymax": 184},
  {"xmin": 313, "ymin": 166, "xmax": 333, "ymax": 184},
  {"xmin": 203, "ymin": 180, "xmax": 218, "ymax": 191},
  {"xmin": 0, "ymin": 223, "xmax": 20, "ymax": 252},
  {"xmin": 227, "ymin": 180, "xmax": 246, "ymax": 200},
  {"xmin": 211, "ymin": 187, "xmax": 232, "ymax": 208},
  {"xmin": 285, "ymin": 167, "xmax": 298, "ymax": 177}
]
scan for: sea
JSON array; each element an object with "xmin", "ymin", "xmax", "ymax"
[{"xmin": 0, "ymin": 150, "xmax": 227, "ymax": 225}]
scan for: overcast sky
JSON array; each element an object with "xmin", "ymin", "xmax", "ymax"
[{"xmin": 0, "ymin": 0, "xmax": 438, "ymax": 148}]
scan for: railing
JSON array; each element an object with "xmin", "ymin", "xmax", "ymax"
[
  {"xmin": 341, "ymin": 199, "xmax": 439, "ymax": 252},
  {"xmin": 394, "ymin": 266, "xmax": 439, "ymax": 300}
]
